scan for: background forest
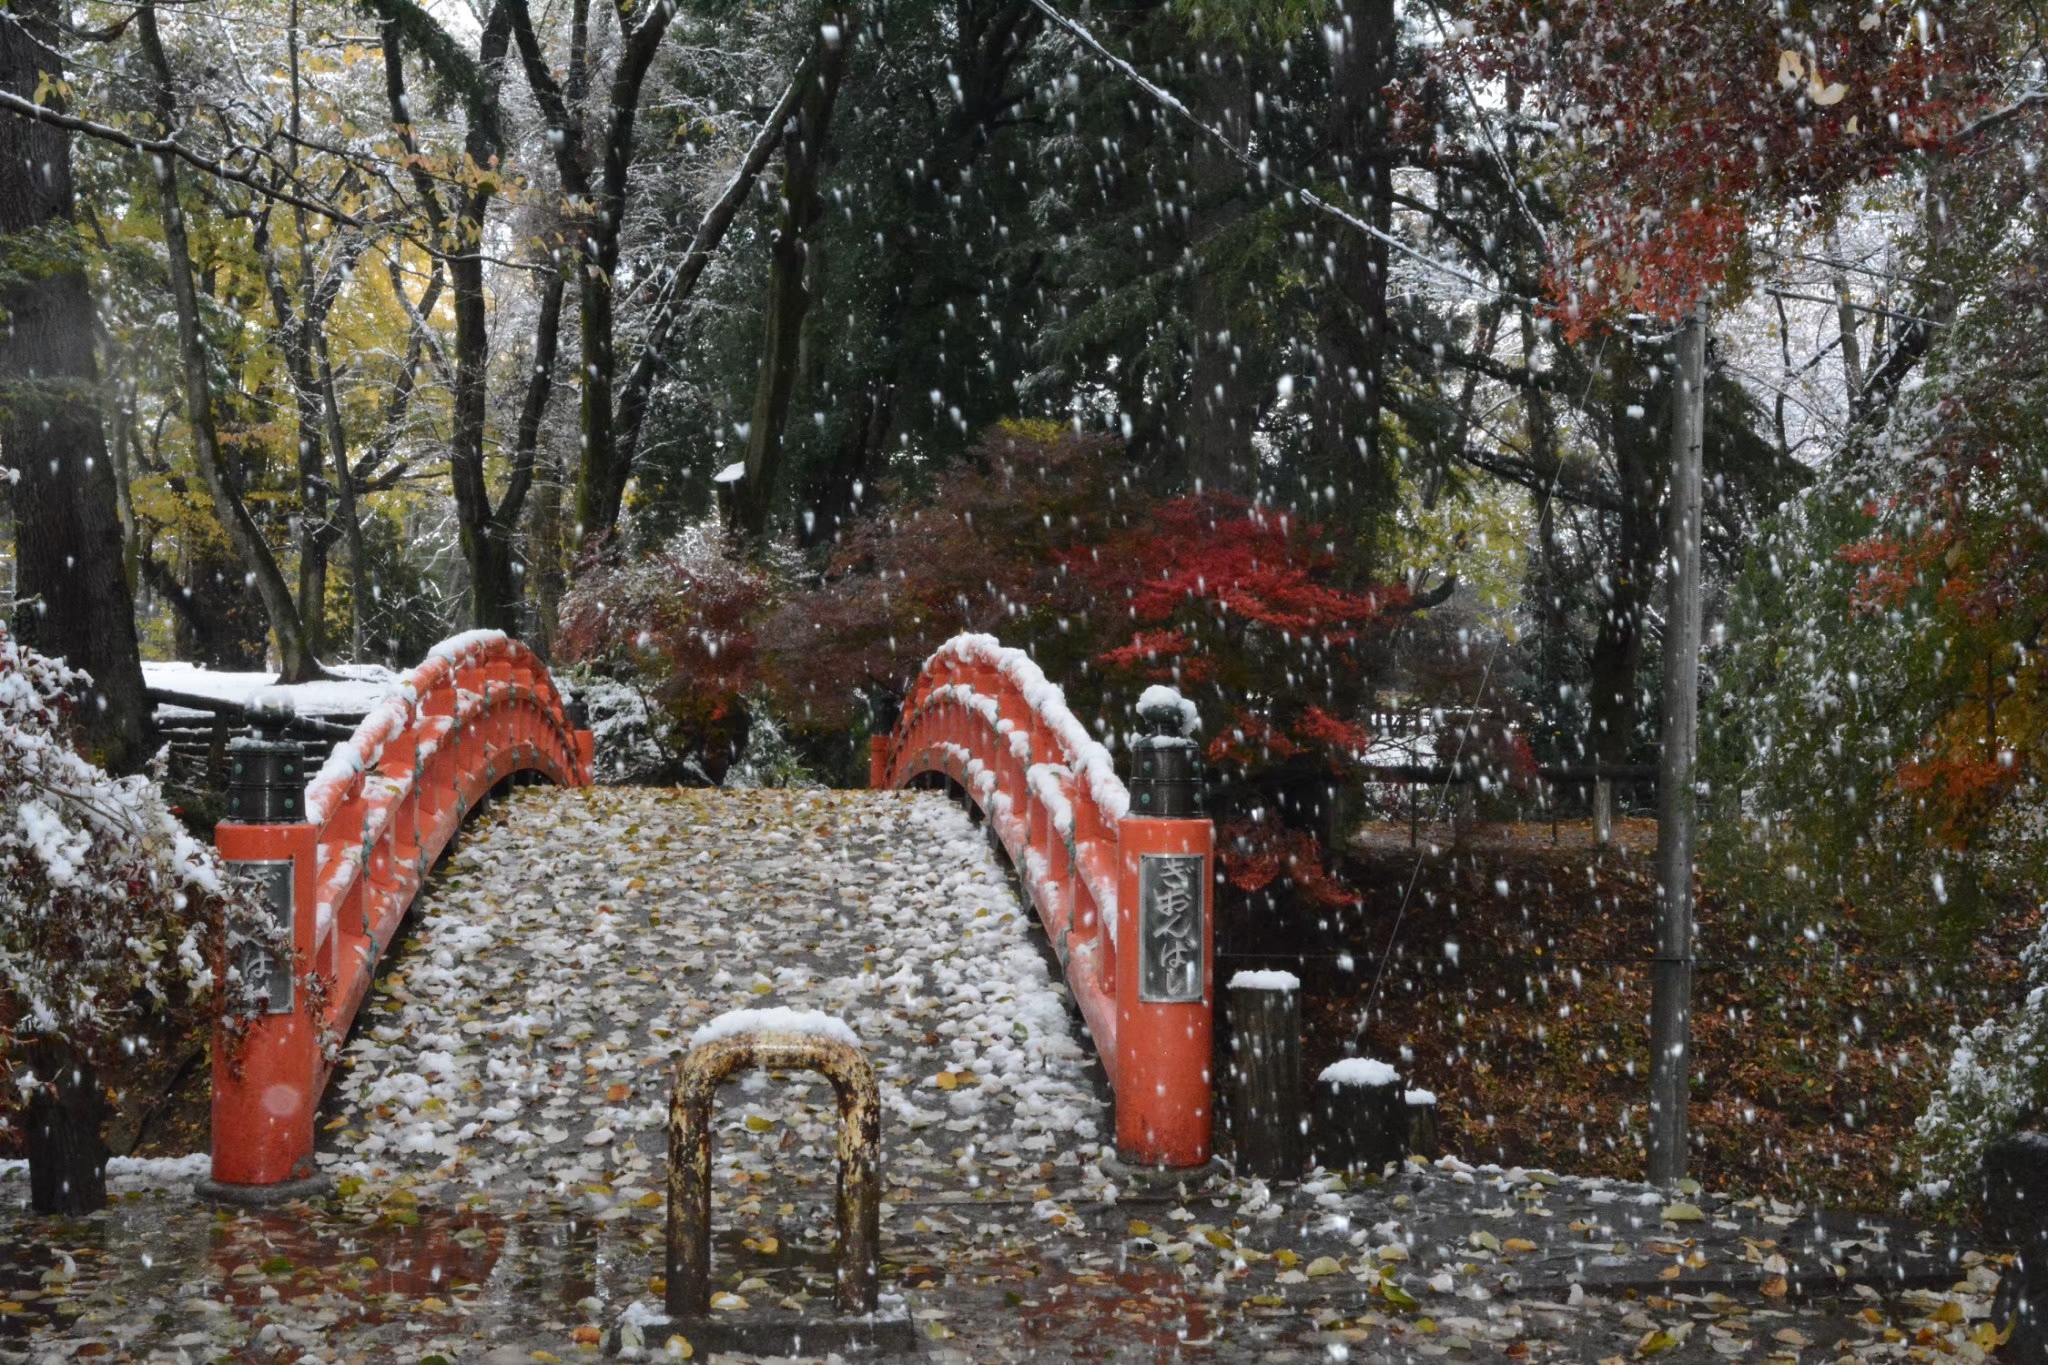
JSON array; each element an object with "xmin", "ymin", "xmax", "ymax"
[{"xmin": 2, "ymin": 0, "xmax": 2045, "ymax": 1208}]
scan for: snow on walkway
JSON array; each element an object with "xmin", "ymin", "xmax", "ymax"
[{"xmin": 322, "ymin": 786, "xmax": 1116, "ymax": 1222}]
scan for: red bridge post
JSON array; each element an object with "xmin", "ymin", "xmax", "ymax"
[{"xmin": 1112, "ymin": 690, "xmax": 1214, "ymax": 1166}]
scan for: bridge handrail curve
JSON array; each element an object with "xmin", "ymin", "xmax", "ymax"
[
  {"xmin": 871, "ymin": 631, "xmax": 1215, "ymax": 1168},
  {"xmin": 205, "ymin": 629, "xmax": 593, "ymax": 1195}
]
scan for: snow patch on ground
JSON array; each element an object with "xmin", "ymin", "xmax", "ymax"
[{"xmin": 143, "ymin": 661, "xmax": 402, "ymax": 718}]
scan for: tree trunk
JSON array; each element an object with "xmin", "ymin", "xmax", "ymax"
[
  {"xmin": 730, "ymin": 15, "xmax": 856, "ymax": 545},
  {"xmin": 24, "ymin": 1038, "xmax": 108, "ymax": 1216},
  {"xmin": 139, "ymin": 4, "xmax": 322, "ymax": 681},
  {"xmin": 379, "ymin": 12, "xmax": 521, "ymax": 635},
  {"xmin": 799, "ymin": 375, "xmax": 892, "ymax": 549},
  {"xmin": 0, "ymin": 7, "xmax": 149, "ymax": 773},
  {"xmin": 318, "ymin": 341, "xmax": 366, "ymax": 662},
  {"xmin": 1307, "ymin": 0, "xmax": 1396, "ymax": 584}
]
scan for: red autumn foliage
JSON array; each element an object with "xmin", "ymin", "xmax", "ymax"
[
  {"xmin": 556, "ymin": 529, "xmax": 777, "ymax": 775},
  {"xmin": 1218, "ymin": 820, "xmax": 1359, "ymax": 907},
  {"xmin": 1454, "ymin": 0, "xmax": 2015, "ymax": 329}
]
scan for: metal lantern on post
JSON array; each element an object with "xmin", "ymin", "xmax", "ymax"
[
  {"xmin": 224, "ymin": 692, "xmax": 307, "ymax": 824},
  {"xmin": 1128, "ymin": 688, "xmax": 1199, "ymax": 818}
]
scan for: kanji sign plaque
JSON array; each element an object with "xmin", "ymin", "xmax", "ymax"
[{"xmin": 1138, "ymin": 853, "xmax": 1205, "ymax": 1003}]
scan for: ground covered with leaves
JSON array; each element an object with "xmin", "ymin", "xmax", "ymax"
[
  {"xmin": 1317, "ymin": 818, "xmax": 2034, "ymax": 1212},
  {"xmin": 0, "ymin": 789, "xmax": 2020, "ymax": 1364}
]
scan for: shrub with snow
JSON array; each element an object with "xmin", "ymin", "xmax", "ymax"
[
  {"xmin": 0, "ymin": 625, "xmax": 276, "ymax": 1201},
  {"xmin": 1911, "ymin": 907, "xmax": 2048, "ymax": 1210},
  {"xmin": 557, "ymin": 524, "xmax": 791, "ymax": 784}
]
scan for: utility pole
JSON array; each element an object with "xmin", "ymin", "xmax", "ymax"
[{"xmin": 1649, "ymin": 304, "xmax": 1707, "ymax": 1187}]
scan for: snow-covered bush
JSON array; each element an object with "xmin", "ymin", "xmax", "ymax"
[
  {"xmin": 724, "ymin": 701, "xmax": 820, "ymax": 790},
  {"xmin": 1911, "ymin": 904, "xmax": 2048, "ymax": 1210},
  {"xmin": 558, "ymin": 669, "xmax": 700, "ymax": 786},
  {"xmin": 557, "ymin": 524, "xmax": 791, "ymax": 784},
  {"xmin": 0, "ymin": 625, "xmax": 275, "ymax": 1205}
]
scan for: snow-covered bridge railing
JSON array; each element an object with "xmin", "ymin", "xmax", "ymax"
[
  {"xmin": 869, "ymin": 634, "xmax": 1215, "ymax": 1167},
  {"xmin": 205, "ymin": 630, "xmax": 593, "ymax": 1198}
]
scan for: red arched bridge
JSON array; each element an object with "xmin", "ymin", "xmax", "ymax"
[{"xmin": 206, "ymin": 630, "xmax": 1215, "ymax": 1197}]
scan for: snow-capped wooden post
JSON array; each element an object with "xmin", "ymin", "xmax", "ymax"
[
  {"xmin": 1224, "ymin": 970, "xmax": 1305, "ymax": 1179},
  {"xmin": 1313, "ymin": 1058, "xmax": 1408, "ymax": 1173},
  {"xmin": 666, "ymin": 1010, "xmax": 881, "ymax": 1319}
]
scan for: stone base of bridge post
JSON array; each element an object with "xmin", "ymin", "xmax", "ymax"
[{"xmin": 195, "ymin": 1172, "xmax": 335, "ymax": 1206}]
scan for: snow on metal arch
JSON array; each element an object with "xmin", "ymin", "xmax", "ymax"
[
  {"xmin": 207, "ymin": 630, "xmax": 595, "ymax": 1194},
  {"xmin": 869, "ymin": 632, "xmax": 1216, "ymax": 1167}
]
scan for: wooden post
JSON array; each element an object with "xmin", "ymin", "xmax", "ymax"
[
  {"xmin": 1225, "ymin": 971, "xmax": 1305, "ymax": 1180},
  {"xmin": 1649, "ymin": 304, "xmax": 1707, "ymax": 1187},
  {"xmin": 1312, "ymin": 1058, "xmax": 1407, "ymax": 1173},
  {"xmin": 1983, "ymin": 1133, "xmax": 2048, "ymax": 1359},
  {"xmin": 1404, "ymin": 1087, "xmax": 1440, "ymax": 1159}
]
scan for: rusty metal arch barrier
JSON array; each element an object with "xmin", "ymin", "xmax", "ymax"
[
  {"xmin": 869, "ymin": 632, "xmax": 1216, "ymax": 1168},
  {"xmin": 203, "ymin": 630, "xmax": 595, "ymax": 1200},
  {"xmin": 666, "ymin": 1031, "xmax": 880, "ymax": 1317}
]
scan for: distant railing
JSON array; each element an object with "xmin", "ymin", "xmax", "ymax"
[
  {"xmin": 870, "ymin": 634, "xmax": 1215, "ymax": 1168},
  {"xmin": 203, "ymin": 630, "xmax": 593, "ymax": 1198}
]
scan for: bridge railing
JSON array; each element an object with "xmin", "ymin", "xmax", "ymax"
[
  {"xmin": 869, "ymin": 633, "xmax": 1214, "ymax": 1167},
  {"xmin": 205, "ymin": 629, "xmax": 593, "ymax": 1196}
]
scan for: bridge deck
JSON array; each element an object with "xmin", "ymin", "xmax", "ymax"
[{"xmin": 322, "ymin": 784, "xmax": 1112, "ymax": 1216}]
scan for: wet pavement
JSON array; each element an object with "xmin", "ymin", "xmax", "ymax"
[{"xmin": 0, "ymin": 788, "xmax": 2010, "ymax": 1363}]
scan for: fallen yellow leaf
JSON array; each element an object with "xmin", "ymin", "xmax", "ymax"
[{"xmin": 1503, "ymin": 1238, "xmax": 1538, "ymax": 1255}]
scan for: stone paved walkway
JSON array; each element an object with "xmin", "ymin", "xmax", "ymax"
[{"xmin": 0, "ymin": 786, "xmax": 2008, "ymax": 1365}]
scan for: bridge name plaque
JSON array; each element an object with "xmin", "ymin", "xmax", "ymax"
[
  {"xmin": 228, "ymin": 858, "xmax": 296, "ymax": 1014},
  {"xmin": 1138, "ymin": 853, "xmax": 1205, "ymax": 1003}
]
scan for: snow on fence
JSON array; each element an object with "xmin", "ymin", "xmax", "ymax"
[
  {"xmin": 206, "ymin": 630, "xmax": 594, "ymax": 1196},
  {"xmin": 869, "ymin": 632, "xmax": 1216, "ymax": 1167}
]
